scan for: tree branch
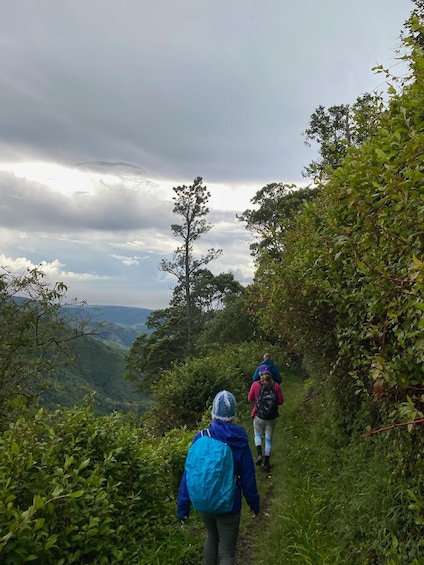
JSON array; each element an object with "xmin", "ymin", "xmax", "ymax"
[{"xmin": 363, "ymin": 418, "xmax": 424, "ymax": 437}]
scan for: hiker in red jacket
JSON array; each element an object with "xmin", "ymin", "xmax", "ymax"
[{"xmin": 248, "ymin": 365, "xmax": 284, "ymax": 472}]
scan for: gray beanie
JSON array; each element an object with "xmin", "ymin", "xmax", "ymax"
[{"xmin": 211, "ymin": 390, "xmax": 237, "ymax": 421}]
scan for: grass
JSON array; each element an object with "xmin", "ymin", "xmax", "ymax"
[
  {"xmin": 242, "ymin": 372, "xmax": 338, "ymax": 565},
  {"xmin": 236, "ymin": 373, "xmax": 424, "ymax": 565}
]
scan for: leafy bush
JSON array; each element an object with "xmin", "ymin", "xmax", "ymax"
[
  {"xmin": 244, "ymin": 32, "xmax": 424, "ymax": 483},
  {"xmin": 0, "ymin": 404, "xmax": 201, "ymax": 564},
  {"xmin": 146, "ymin": 342, "xmax": 285, "ymax": 433}
]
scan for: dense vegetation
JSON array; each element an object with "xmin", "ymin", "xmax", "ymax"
[
  {"xmin": 249, "ymin": 373, "xmax": 423, "ymax": 564},
  {"xmin": 1, "ymin": 6, "xmax": 423, "ymax": 564}
]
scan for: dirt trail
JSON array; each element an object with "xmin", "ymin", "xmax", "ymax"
[
  {"xmin": 234, "ymin": 470, "xmax": 275, "ymax": 565},
  {"xmin": 235, "ymin": 375, "xmax": 302, "ymax": 564}
]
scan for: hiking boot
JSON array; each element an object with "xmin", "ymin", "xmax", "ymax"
[{"xmin": 255, "ymin": 455, "xmax": 263, "ymax": 466}]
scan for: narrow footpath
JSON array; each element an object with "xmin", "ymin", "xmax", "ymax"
[{"xmin": 234, "ymin": 375, "xmax": 304, "ymax": 565}]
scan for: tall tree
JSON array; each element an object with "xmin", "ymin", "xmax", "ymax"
[
  {"xmin": 238, "ymin": 183, "xmax": 320, "ymax": 260},
  {"xmin": 160, "ymin": 177, "xmax": 222, "ymax": 349},
  {"xmin": 126, "ymin": 177, "xmax": 232, "ymax": 389},
  {"xmin": 302, "ymin": 93, "xmax": 383, "ymax": 180}
]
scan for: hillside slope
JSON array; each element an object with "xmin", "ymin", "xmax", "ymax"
[{"xmin": 42, "ymin": 334, "xmax": 151, "ymax": 415}]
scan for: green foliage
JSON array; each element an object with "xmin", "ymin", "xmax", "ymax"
[
  {"xmin": 245, "ymin": 36, "xmax": 424, "ymax": 431},
  {"xmin": 194, "ymin": 294, "xmax": 260, "ymax": 354},
  {"xmin": 239, "ymin": 184, "xmax": 325, "ymax": 349},
  {"xmin": 240, "ymin": 30, "xmax": 424, "ymax": 560},
  {"xmin": 180, "ymin": 269, "xmax": 244, "ymax": 314},
  {"xmin": 404, "ymin": 3, "xmax": 424, "ymax": 48},
  {"xmin": 255, "ymin": 375, "xmax": 424, "ymax": 564},
  {"xmin": 124, "ymin": 308, "xmax": 188, "ymax": 390},
  {"xmin": 293, "ymin": 47, "xmax": 424, "ymax": 428},
  {"xmin": 145, "ymin": 342, "xmax": 279, "ymax": 433},
  {"xmin": 302, "ymin": 93, "xmax": 384, "ymax": 180},
  {"xmin": 0, "ymin": 267, "xmax": 90, "ymax": 428},
  {"xmin": 239, "ymin": 182, "xmax": 320, "ymax": 261},
  {"xmin": 0, "ymin": 404, "xmax": 202, "ymax": 564}
]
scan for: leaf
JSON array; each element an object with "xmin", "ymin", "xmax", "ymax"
[
  {"xmin": 78, "ymin": 458, "xmax": 91, "ymax": 471},
  {"xmin": 51, "ymin": 484, "xmax": 64, "ymax": 497},
  {"xmin": 33, "ymin": 518, "xmax": 45, "ymax": 531},
  {"xmin": 45, "ymin": 534, "xmax": 59, "ymax": 550},
  {"xmin": 64, "ymin": 455, "xmax": 74, "ymax": 469},
  {"xmin": 412, "ymin": 255, "xmax": 423, "ymax": 268},
  {"xmin": 69, "ymin": 490, "xmax": 84, "ymax": 498},
  {"xmin": 33, "ymin": 494, "xmax": 46, "ymax": 509}
]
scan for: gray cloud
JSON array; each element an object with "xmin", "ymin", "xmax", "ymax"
[
  {"xmin": 0, "ymin": 0, "xmax": 409, "ymax": 182},
  {"xmin": 0, "ymin": 170, "xmax": 174, "ymax": 231},
  {"xmin": 0, "ymin": 165, "xmax": 257, "ymax": 308},
  {"xmin": 0, "ymin": 0, "xmax": 412, "ymax": 307}
]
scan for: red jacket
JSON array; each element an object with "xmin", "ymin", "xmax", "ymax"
[{"xmin": 248, "ymin": 381, "xmax": 284, "ymax": 418}]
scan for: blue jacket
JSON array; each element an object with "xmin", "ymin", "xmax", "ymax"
[
  {"xmin": 252, "ymin": 358, "xmax": 282, "ymax": 384},
  {"xmin": 177, "ymin": 420, "xmax": 260, "ymax": 519}
]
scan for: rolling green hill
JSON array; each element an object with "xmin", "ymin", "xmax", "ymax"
[{"xmin": 42, "ymin": 305, "xmax": 154, "ymax": 414}]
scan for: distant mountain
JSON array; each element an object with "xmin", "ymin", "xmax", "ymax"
[
  {"xmin": 45, "ymin": 305, "xmax": 156, "ymax": 414},
  {"xmin": 66, "ymin": 304, "xmax": 153, "ymax": 326},
  {"xmin": 64, "ymin": 304, "xmax": 154, "ymax": 349}
]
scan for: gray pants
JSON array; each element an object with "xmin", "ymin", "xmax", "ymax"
[{"xmin": 200, "ymin": 511, "xmax": 241, "ymax": 565}]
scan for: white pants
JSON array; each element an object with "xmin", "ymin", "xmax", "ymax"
[{"xmin": 253, "ymin": 416, "xmax": 277, "ymax": 456}]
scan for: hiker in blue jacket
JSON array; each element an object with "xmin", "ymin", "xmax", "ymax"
[
  {"xmin": 177, "ymin": 390, "xmax": 260, "ymax": 565},
  {"xmin": 252, "ymin": 352, "xmax": 282, "ymax": 384}
]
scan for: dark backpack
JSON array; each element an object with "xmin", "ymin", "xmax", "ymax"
[{"xmin": 256, "ymin": 383, "xmax": 278, "ymax": 420}]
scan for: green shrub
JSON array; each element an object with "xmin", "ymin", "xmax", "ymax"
[
  {"xmin": 0, "ymin": 405, "xmax": 201, "ymax": 564},
  {"xmin": 146, "ymin": 342, "xmax": 285, "ymax": 432}
]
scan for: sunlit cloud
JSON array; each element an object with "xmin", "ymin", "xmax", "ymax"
[
  {"xmin": 111, "ymin": 254, "xmax": 143, "ymax": 266},
  {"xmin": 0, "ymin": 255, "xmax": 111, "ymax": 282}
]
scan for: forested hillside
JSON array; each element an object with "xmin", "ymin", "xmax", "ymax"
[{"xmin": 41, "ymin": 334, "xmax": 150, "ymax": 415}]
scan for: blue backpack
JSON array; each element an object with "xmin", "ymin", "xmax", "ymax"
[{"xmin": 185, "ymin": 429, "xmax": 236, "ymax": 514}]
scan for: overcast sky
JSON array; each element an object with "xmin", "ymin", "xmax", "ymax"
[{"xmin": 0, "ymin": 0, "xmax": 412, "ymax": 309}]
